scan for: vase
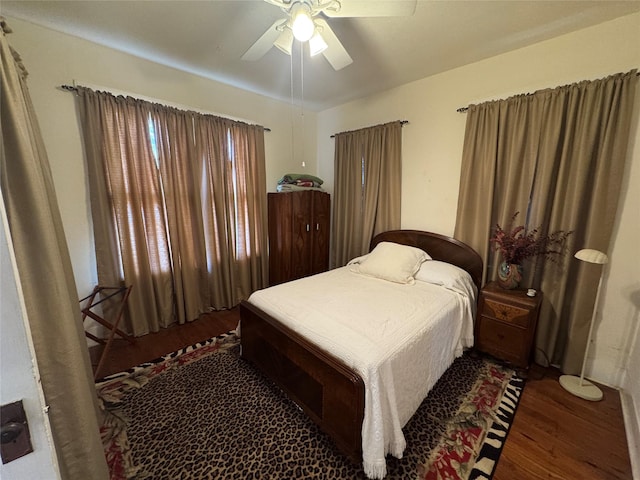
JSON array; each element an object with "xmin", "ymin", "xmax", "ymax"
[{"xmin": 497, "ymin": 262, "xmax": 523, "ymax": 289}]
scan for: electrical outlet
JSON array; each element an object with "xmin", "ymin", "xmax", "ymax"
[{"xmin": 1, "ymin": 400, "xmax": 33, "ymax": 464}]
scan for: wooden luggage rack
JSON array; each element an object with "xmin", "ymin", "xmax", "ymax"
[{"xmin": 80, "ymin": 285, "xmax": 134, "ymax": 379}]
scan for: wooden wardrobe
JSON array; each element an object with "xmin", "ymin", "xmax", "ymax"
[{"xmin": 268, "ymin": 190, "xmax": 330, "ymax": 285}]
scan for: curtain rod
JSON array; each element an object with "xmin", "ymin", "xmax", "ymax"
[
  {"xmin": 456, "ymin": 69, "xmax": 639, "ymax": 113},
  {"xmin": 330, "ymin": 120, "xmax": 408, "ymax": 138},
  {"xmin": 59, "ymin": 84, "xmax": 271, "ymax": 132}
]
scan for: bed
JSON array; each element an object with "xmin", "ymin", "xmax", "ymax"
[{"xmin": 239, "ymin": 230, "xmax": 483, "ymax": 479}]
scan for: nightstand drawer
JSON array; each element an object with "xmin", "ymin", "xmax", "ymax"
[
  {"xmin": 477, "ymin": 316, "xmax": 528, "ymax": 367},
  {"xmin": 482, "ymin": 298, "xmax": 530, "ymax": 328}
]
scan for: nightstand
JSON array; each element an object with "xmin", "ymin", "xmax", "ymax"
[{"xmin": 475, "ymin": 281, "xmax": 542, "ymax": 370}]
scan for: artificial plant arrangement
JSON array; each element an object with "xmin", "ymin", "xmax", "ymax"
[{"xmin": 489, "ymin": 212, "xmax": 573, "ymax": 288}]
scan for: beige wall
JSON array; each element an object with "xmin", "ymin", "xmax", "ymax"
[
  {"xmin": 317, "ymin": 12, "xmax": 640, "ymax": 390},
  {"xmin": 6, "ymin": 16, "xmax": 317, "ymax": 300}
]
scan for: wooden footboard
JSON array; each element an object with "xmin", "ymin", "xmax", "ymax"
[{"xmin": 239, "ymin": 300, "xmax": 365, "ymax": 462}]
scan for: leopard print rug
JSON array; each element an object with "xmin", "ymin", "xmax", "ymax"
[{"xmin": 96, "ymin": 332, "xmax": 522, "ymax": 479}]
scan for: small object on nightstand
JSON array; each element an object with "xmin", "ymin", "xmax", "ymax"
[
  {"xmin": 475, "ymin": 281, "xmax": 542, "ymax": 371},
  {"xmin": 527, "ymin": 288, "xmax": 536, "ymax": 297}
]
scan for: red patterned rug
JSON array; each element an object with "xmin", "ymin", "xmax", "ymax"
[{"xmin": 96, "ymin": 332, "xmax": 523, "ymax": 479}]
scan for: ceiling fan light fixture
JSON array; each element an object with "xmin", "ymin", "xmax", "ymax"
[
  {"xmin": 273, "ymin": 28, "xmax": 294, "ymax": 55},
  {"xmin": 309, "ymin": 31, "xmax": 328, "ymax": 56},
  {"xmin": 291, "ymin": 4, "xmax": 315, "ymax": 42}
]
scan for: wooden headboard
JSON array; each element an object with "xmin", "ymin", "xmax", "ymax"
[{"xmin": 370, "ymin": 230, "xmax": 483, "ymax": 293}]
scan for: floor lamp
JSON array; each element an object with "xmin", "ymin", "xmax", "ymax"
[{"xmin": 559, "ymin": 248, "xmax": 608, "ymax": 401}]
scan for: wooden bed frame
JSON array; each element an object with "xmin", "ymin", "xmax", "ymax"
[{"xmin": 239, "ymin": 230, "xmax": 483, "ymax": 463}]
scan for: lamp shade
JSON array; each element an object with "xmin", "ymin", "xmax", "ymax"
[
  {"xmin": 274, "ymin": 28, "xmax": 294, "ymax": 55},
  {"xmin": 309, "ymin": 31, "xmax": 328, "ymax": 56},
  {"xmin": 574, "ymin": 249, "xmax": 608, "ymax": 265}
]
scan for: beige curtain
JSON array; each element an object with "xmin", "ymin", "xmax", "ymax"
[
  {"xmin": 0, "ymin": 20, "xmax": 109, "ymax": 480},
  {"xmin": 150, "ymin": 104, "xmax": 209, "ymax": 325},
  {"xmin": 195, "ymin": 115, "xmax": 269, "ymax": 308},
  {"xmin": 454, "ymin": 71, "xmax": 637, "ymax": 372},
  {"xmin": 332, "ymin": 121, "xmax": 402, "ymax": 267},
  {"xmin": 78, "ymin": 89, "xmax": 268, "ymax": 336},
  {"xmin": 78, "ymin": 89, "xmax": 176, "ymax": 335}
]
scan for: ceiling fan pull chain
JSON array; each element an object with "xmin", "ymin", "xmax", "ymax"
[
  {"xmin": 300, "ymin": 44, "xmax": 306, "ymax": 167},
  {"xmin": 290, "ymin": 47, "xmax": 295, "ymax": 163},
  {"xmin": 300, "ymin": 43, "xmax": 304, "ymax": 120}
]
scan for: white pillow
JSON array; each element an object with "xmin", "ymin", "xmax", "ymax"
[
  {"xmin": 351, "ymin": 242, "xmax": 430, "ymax": 284},
  {"xmin": 415, "ymin": 260, "xmax": 477, "ymax": 299}
]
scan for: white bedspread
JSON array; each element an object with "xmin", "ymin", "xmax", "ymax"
[{"xmin": 245, "ymin": 266, "xmax": 476, "ymax": 479}]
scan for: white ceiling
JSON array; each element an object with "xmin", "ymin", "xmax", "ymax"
[{"xmin": 3, "ymin": 0, "xmax": 639, "ymax": 111}]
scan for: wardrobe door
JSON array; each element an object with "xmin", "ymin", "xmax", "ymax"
[
  {"xmin": 310, "ymin": 191, "xmax": 330, "ymax": 275},
  {"xmin": 290, "ymin": 191, "xmax": 313, "ymax": 280},
  {"xmin": 268, "ymin": 192, "xmax": 293, "ymax": 286}
]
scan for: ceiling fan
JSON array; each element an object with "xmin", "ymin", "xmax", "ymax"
[{"xmin": 242, "ymin": 0, "xmax": 417, "ymax": 71}]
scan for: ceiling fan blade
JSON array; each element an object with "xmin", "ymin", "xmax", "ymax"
[
  {"xmin": 315, "ymin": 19, "xmax": 353, "ymax": 71},
  {"xmin": 241, "ymin": 19, "xmax": 286, "ymax": 61},
  {"xmin": 323, "ymin": 0, "xmax": 417, "ymax": 17}
]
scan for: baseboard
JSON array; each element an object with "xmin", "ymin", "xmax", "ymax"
[{"xmin": 620, "ymin": 391, "xmax": 640, "ymax": 479}]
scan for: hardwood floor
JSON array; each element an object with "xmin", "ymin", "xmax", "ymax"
[
  {"xmin": 89, "ymin": 308, "xmax": 238, "ymax": 378},
  {"xmin": 494, "ymin": 364, "xmax": 632, "ymax": 480},
  {"xmin": 91, "ymin": 308, "xmax": 632, "ymax": 479}
]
